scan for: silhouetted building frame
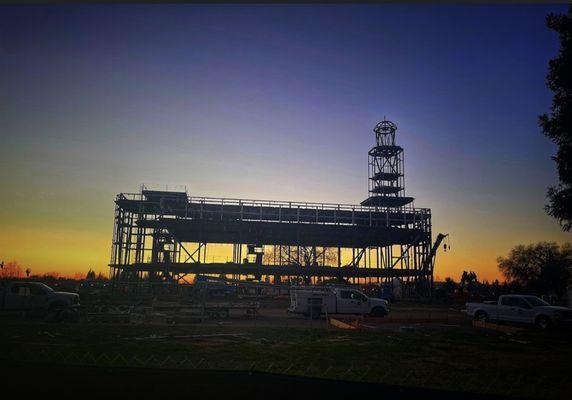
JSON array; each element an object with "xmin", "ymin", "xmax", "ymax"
[{"xmin": 109, "ymin": 120, "xmax": 439, "ymax": 296}]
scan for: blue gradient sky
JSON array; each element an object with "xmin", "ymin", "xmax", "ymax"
[{"xmin": 0, "ymin": 4, "xmax": 569, "ymax": 280}]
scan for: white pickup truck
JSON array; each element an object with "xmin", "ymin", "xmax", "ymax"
[
  {"xmin": 289, "ymin": 286, "xmax": 389, "ymax": 319},
  {"xmin": 466, "ymin": 294, "xmax": 572, "ymax": 329}
]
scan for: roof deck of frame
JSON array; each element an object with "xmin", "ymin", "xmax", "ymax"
[{"xmin": 114, "ymin": 190, "xmax": 431, "ymax": 248}]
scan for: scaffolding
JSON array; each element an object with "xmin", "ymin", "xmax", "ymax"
[{"xmin": 109, "ymin": 120, "xmax": 439, "ymax": 296}]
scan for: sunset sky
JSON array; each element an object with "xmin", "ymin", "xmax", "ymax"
[{"xmin": 0, "ymin": 4, "xmax": 570, "ymax": 281}]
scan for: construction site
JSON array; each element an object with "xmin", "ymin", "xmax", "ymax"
[
  {"xmin": 5, "ymin": 4, "xmax": 572, "ymax": 398},
  {"xmin": 2, "ymin": 120, "xmax": 571, "ymax": 400},
  {"xmin": 108, "ymin": 120, "xmax": 447, "ymax": 299}
]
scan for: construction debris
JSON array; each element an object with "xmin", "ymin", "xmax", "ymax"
[
  {"xmin": 133, "ymin": 333, "xmax": 252, "ymax": 342},
  {"xmin": 328, "ymin": 317, "xmax": 359, "ymax": 330},
  {"xmin": 472, "ymin": 320, "xmax": 524, "ymax": 333},
  {"xmin": 84, "ymin": 300, "xmax": 260, "ymax": 325}
]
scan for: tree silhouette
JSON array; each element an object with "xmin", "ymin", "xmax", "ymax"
[
  {"xmin": 85, "ymin": 269, "xmax": 96, "ymax": 280},
  {"xmin": 497, "ymin": 242, "xmax": 572, "ymax": 299},
  {"xmin": 0, "ymin": 261, "xmax": 22, "ymax": 278},
  {"xmin": 443, "ymin": 277, "xmax": 457, "ymax": 295},
  {"xmin": 460, "ymin": 271, "xmax": 478, "ymax": 295},
  {"xmin": 266, "ymin": 245, "xmax": 337, "ymax": 267},
  {"xmin": 540, "ymin": 6, "xmax": 572, "ymax": 231}
]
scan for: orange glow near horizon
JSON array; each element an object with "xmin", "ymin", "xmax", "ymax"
[
  {"xmin": 1, "ymin": 224, "xmax": 567, "ymax": 283},
  {"xmin": 0, "ymin": 182, "xmax": 569, "ymax": 283}
]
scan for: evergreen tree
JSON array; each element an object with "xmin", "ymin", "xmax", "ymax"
[{"xmin": 540, "ymin": 6, "xmax": 572, "ymax": 231}]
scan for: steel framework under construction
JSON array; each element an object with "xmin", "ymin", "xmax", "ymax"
[{"xmin": 109, "ymin": 120, "xmax": 444, "ymax": 296}]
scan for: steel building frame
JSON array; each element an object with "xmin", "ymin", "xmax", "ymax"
[{"xmin": 109, "ymin": 120, "xmax": 438, "ymax": 295}]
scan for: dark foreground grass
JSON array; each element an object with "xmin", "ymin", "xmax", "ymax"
[{"xmin": 0, "ymin": 322, "xmax": 570, "ymax": 399}]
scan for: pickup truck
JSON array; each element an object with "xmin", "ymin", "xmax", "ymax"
[
  {"xmin": 289, "ymin": 286, "xmax": 389, "ymax": 319},
  {"xmin": 466, "ymin": 294, "xmax": 572, "ymax": 329},
  {"xmin": 0, "ymin": 281, "xmax": 80, "ymax": 318}
]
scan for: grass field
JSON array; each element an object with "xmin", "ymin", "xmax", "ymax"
[{"xmin": 0, "ymin": 319, "xmax": 570, "ymax": 399}]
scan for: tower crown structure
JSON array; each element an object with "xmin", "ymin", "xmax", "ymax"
[
  {"xmin": 361, "ymin": 119, "xmax": 414, "ymax": 208},
  {"xmin": 374, "ymin": 120, "xmax": 397, "ymax": 146}
]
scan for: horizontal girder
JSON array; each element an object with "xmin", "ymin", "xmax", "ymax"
[
  {"xmin": 138, "ymin": 218, "xmax": 430, "ymax": 248},
  {"xmin": 110, "ymin": 262, "xmax": 432, "ymax": 278}
]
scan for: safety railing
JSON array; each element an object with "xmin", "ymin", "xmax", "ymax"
[{"xmin": 116, "ymin": 192, "xmax": 431, "ymax": 228}]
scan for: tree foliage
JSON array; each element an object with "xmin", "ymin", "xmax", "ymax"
[
  {"xmin": 85, "ymin": 269, "xmax": 107, "ymax": 281},
  {"xmin": 539, "ymin": 6, "xmax": 572, "ymax": 231},
  {"xmin": 443, "ymin": 277, "xmax": 458, "ymax": 294},
  {"xmin": 0, "ymin": 261, "xmax": 23, "ymax": 278},
  {"xmin": 459, "ymin": 270, "xmax": 478, "ymax": 294},
  {"xmin": 497, "ymin": 242, "xmax": 572, "ymax": 299},
  {"xmin": 265, "ymin": 245, "xmax": 338, "ymax": 267},
  {"xmin": 85, "ymin": 269, "xmax": 96, "ymax": 280}
]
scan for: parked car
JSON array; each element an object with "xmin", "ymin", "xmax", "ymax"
[
  {"xmin": 0, "ymin": 281, "xmax": 80, "ymax": 320},
  {"xmin": 466, "ymin": 294, "xmax": 572, "ymax": 329},
  {"xmin": 289, "ymin": 285, "xmax": 389, "ymax": 319}
]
